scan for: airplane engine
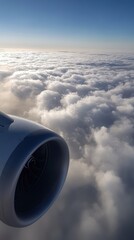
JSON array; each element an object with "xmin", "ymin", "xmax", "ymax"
[{"xmin": 0, "ymin": 112, "xmax": 69, "ymax": 227}]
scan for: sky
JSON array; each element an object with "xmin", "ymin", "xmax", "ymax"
[{"xmin": 0, "ymin": 0, "xmax": 134, "ymax": 51}]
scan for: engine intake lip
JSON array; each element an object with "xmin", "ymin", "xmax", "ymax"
[{"xmin": 0, "ymin": 129, "xmax": 69, "ymax": 227}]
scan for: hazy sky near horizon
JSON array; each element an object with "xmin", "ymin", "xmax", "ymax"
[{"xmin": 0, "ymin": 0, "xmax": 134, "ymax": 51}]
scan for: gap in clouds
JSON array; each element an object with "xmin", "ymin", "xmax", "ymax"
[{"xmin": 0, "ymin": 51, "xmax": 134, "ymax": 240}]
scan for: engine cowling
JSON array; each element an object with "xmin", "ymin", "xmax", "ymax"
[{"xmin": 0, "ymin": 112, "xmax": 69, "ymax": 227}]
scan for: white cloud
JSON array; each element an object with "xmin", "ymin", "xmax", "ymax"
[{"xmin": 0, "ymin": 51, "xmax": 134, "ymax": 240}]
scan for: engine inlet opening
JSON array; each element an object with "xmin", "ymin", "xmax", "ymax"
[
  {"xmin": 16, "ymin": 144, "xmax": 48, "ymax": 194},
  {"xmin": 14, "ymin": 139, "xmax": 67, "ymax": 222}
]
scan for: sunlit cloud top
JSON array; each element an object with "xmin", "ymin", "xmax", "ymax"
[{"xmin": 0, "ymin": 50, "xmax": 134, "ymax": 239}]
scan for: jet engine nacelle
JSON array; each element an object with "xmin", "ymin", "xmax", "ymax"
[{"xmin": 0, "ymin": 112, "xmax": 69, "ymax": 227}]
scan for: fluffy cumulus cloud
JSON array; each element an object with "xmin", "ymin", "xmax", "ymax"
[{"xmin": 0, "ymin": 50, "xmax": 134, "ymax": 240}]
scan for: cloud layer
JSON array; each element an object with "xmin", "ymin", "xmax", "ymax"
[{"xmin": 0, "ymin": 50, "xmax": 134, "ymax": 240}]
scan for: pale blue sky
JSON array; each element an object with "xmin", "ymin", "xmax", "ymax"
[{"xmin": 0, "ymin": 0, "xmax": 134, "ymax": 51}]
